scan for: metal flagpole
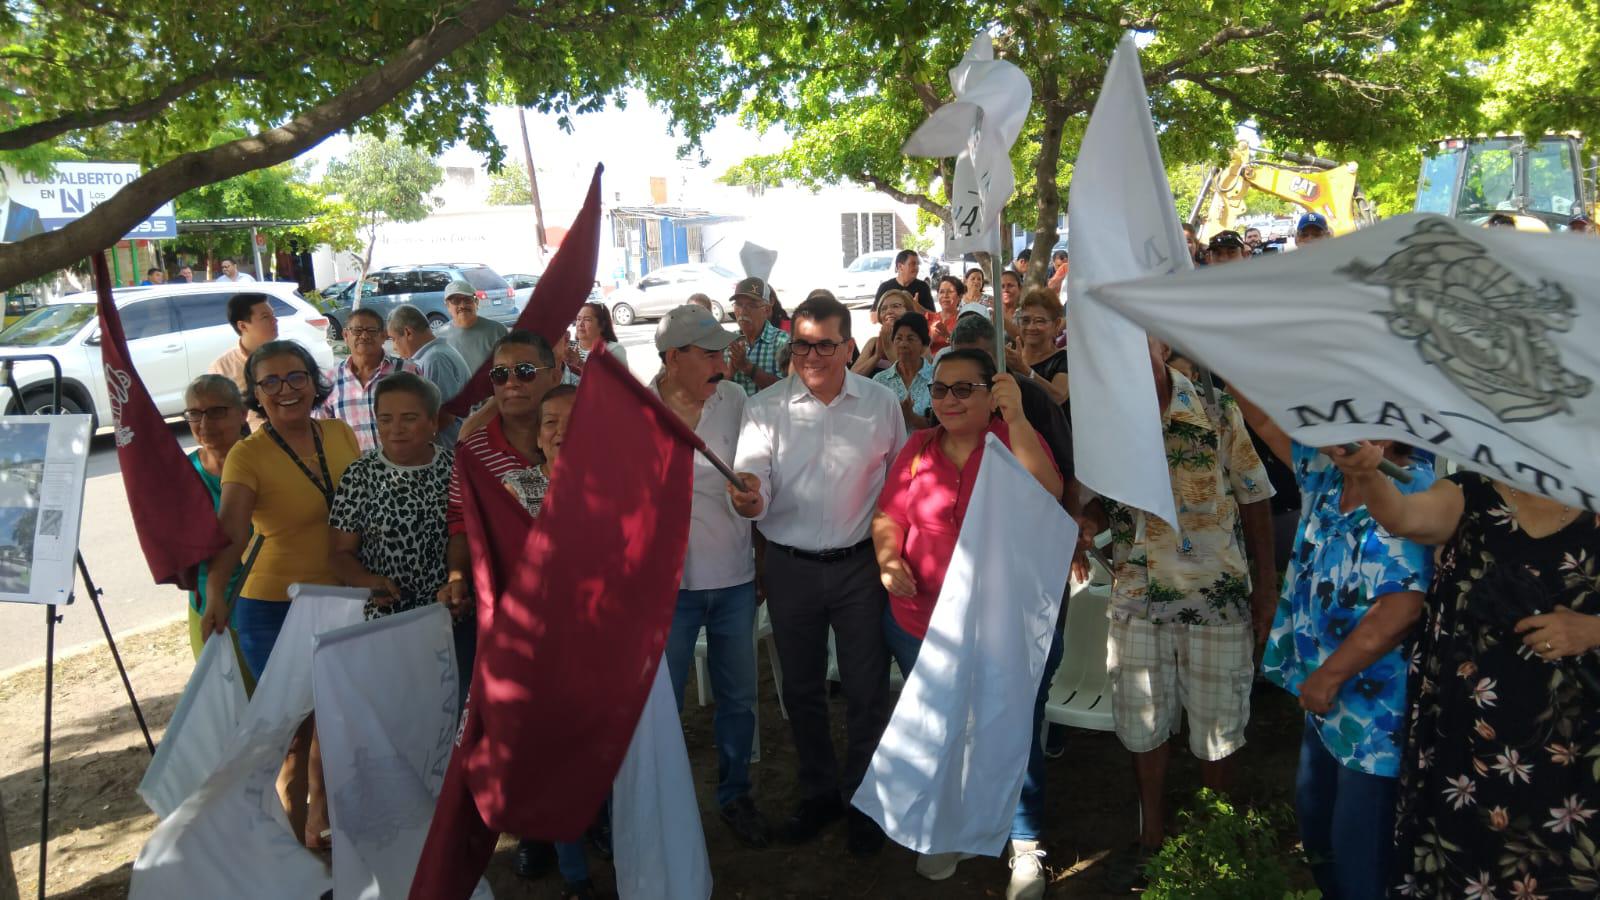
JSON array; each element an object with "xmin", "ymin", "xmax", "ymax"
[{"xmin": 989, "ymin": 216, "xmax": 1008, "ymax": 375}]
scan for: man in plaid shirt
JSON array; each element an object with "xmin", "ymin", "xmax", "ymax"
[
  {"xmin": 316, "ymin": 307, "xmax": 420, "ymax": 451},
  {"xmin": 728, "ymin": 276, "xmax": 789, "ymax": 396}
]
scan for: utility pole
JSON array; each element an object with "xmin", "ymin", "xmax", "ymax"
[{"xmin": 518, "ymin": 107, "xmax": 549, "ymax": 266}]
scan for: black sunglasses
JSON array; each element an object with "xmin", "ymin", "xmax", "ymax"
[
  {"xmin": 489, "ymin": 363, "xmax": 549, "ymax": 385},
  {"xmin": 929, "ymin": 381, "xmax": 991, "ymax": 400}
]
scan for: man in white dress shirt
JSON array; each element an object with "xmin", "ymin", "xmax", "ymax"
[
  {"xmin": 731, "ymin": 293, "xmax": 908, "ymax": 857},
  {"xmin": 653, "ymin": 305, "xmax": 771, "ymax": 848}
]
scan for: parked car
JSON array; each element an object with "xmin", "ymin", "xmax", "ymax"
[
  {"xmin": 834, "ymin": 250, "xmax": 897, "ymax": 303},
  {"xmin": 503, "ymin": 273, "xmax": 540, "ymax": 312},
  {"xmin": 0, "ymin": 282, "xmax": 336, "ymax": 433},
  {"xmin": 325, "ymin": 264, "xmax": 515, "ymax": 341},
  {"xmin": 604, "ymin": 263, "xmax": 738, "ymax": 326}
]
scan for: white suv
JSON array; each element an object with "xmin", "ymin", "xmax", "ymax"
[{"xmin": 0, "ymin": 282, "xmax": 336, "ymax": 432}]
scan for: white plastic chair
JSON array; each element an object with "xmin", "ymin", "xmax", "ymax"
[
  {"xmin": 1045, "ymin": 535, "xmax": 1117, "ymax": 733},
  {"xmin": 693, "ymin": 605, "xmax": 786, "ymax": 762}
]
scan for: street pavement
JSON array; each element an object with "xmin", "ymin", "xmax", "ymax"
[{"xmin": 0, "ymin": 312, "xmax": 873, "ymax": 671}]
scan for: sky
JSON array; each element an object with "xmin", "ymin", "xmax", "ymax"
[{"xmin": 303, "ymin": 89, "xmax": 791, "ymax": 214}]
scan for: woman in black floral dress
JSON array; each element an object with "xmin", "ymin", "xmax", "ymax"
[{"xmin": 1334, "ymin": 443, "xmax": 1600, "ymax": 899}]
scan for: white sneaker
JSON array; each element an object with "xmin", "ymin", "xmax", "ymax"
[
  {"xmin": 915, "ymin": 851, "xmax": 973, "ymax": 881},
  {"xmin": 1006, "ymin": 839, "xmax": 1048, "ymax": 900}
]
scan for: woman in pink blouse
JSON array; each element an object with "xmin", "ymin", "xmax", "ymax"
[{"xmin": 870, "ymin": 347, "xmax": 1064, "ymax": 885}]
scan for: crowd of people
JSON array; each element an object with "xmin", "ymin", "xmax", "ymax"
[{"xmin": 172, "ymin": 225, "xmax": 1600, "ymax": 900}]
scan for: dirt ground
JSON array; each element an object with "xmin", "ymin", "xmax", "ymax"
[{"xmin": 1, "ymin": 621, "xmax": 1306, "ymax": 899}]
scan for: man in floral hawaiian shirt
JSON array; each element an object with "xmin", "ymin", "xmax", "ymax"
[{"xmin": 1082, "ymin": 339, "xmax": 1276, "ymax": 885}]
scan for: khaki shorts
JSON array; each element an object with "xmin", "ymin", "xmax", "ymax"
[{"xmin": 1106, "ymin": 617, "xmax": 1253, "ymax": 760}]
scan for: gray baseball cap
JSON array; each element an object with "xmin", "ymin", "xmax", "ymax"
[
  {"xmin": 444, "ymin": 279, "xmax": 475, "ymax": 299},
  {"xmin": 655, "ymin": 304, "xmax": 737, "ymax": 352}
]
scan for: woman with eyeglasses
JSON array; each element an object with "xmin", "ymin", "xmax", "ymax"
[
  {"xmin": 569, "ymin": 301, "xmax": 628, "ymax": 375},
  {"xmin": 181, "ymin": 375, "xmax": 250, "ymax": 665},
  {"xmin": 870, "ymin": 347, "xmax": 1063, "ymax": 887},
  {"xmin": 1005, "ymin": 288, "xmax": 1070, "ymax": 408},
  {"xmin": 852, "ymin": 288, "xmax": 919, "ymax": 375},
  {"xmin": 201, "ymin": 340, "xmax": 360, "ymax": 850}
]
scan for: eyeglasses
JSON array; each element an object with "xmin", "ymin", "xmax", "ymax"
[
  {"xmin": 489, "ymin": 363, "xmax": 549, "ymax": 385},
  {"xmin": 930, "ymin": 381, "xmax": 991, "ymax": 400},
  {"xmin": 182, "ymin": 405, "xmax": 236, "ymax": 423},
  {"xmin": 789, "ymin": 340, "xmax": 841, "ymax": 357},
  {"xmin": 1017, "ymin": 316, "xmax": 1054, "ymax": 328},
  {"xmin": 345, "ymin": 326, "xmax": 381, "ymax": 337},
  {"xmin": 447, "ymin": 295, "xmax": 477, "ymax": 306},
  {"xmin": 255, "ymin": 371, "xmax": 311, "ymax": 394}
]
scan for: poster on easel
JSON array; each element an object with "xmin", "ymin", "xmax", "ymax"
[{"xmin": 0, "ymin": 415, "xmax": 91, "ymax": 605}]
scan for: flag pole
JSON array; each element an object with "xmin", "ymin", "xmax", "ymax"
[{"xmin": 989, "ymin": 215, "xmax": 1008, "ymax": 376}]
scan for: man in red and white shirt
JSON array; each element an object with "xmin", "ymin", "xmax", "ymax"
[{"xmin": 315, "ymin": 307, "xmax": 419, "ymax": 451}]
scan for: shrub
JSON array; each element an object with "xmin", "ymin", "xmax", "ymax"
[{"xmin": 1143, "ymin": 789, "xmax": 1307, "ymax": 900}]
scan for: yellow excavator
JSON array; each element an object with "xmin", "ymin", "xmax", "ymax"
[{"xmin": 1190, "ymin": 141, "xmax": 1375, "ymax": 240}]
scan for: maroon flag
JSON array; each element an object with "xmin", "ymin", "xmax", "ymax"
[
  {"xmin": 441, "ymin": 164, "xmax": 606, "ymax": 417},
  {"xmin": 410, "ymin": 347, "xmax": 695, "ymax": 898},
  {"xmin": 93, "ymin": 253, "xmax": 229, "ymax": 587}
]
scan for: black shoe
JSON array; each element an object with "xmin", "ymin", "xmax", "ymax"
[
  {"xmin": 1105, "ymin": 843, "xmax": 1155, "ymax": 893},
  {"xmin": 514, "ymin": 839, "xmax": 555, "ymax": 879},
  {"xmin": 846, "ymin": 807, "xmax": 885, "ymax": 857},
  {"xmin": 1044, "ymin": 722, "xmax": 1068, "ymax": 759},
  {"xmin": 586, "ymin": 820, "xmax": 613, "ymax": 860},
  {"xmin": 720, "ymin": 794, "xmax": 772, "ymax": 848},
  {"xmin": 781, "ymin": 793, "xmax": 845, "ymax": 844},
  {"xmin": 561, "ymin": 879, "xmax": 597, "ymax": 900}
]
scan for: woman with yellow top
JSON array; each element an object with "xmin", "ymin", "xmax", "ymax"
[{"xmin": 201, "ymin": 339, "xmax": 360, "ymax": 850}]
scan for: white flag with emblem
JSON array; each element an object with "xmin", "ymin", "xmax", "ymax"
[
  {"xmin": 1091, "ymin": 214, "xmax": 1600, "ymax": 508},
  {"xmin": 131, "ymin": 585, "xmax": 367, "ymax": 899},
  {"xmin": 851, "ymin": 436, "xmax": 1075, "ymax": 855},
  {"xmin": 313, "ymin": 603, "xmax": 491, "ymax": 900},
  {"xmin": 137, "ymin": 634, "xmax": 249, "ymax": 819},
  {"xmin": 903, "ymin": 33, "xmax": 1032, "ymax": 255},
  {"xmin": 1065, "ymin": 34, "xmax": 1189, "ymax": 526}
]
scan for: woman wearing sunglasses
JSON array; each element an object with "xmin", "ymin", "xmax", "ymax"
[
  {"xmin": 870, "ymin": 347, "xmax": 1063, "ymax": 889},
  {"xmin": 201, "ymin": 340, "xmax": 360, "ymax": 850}
]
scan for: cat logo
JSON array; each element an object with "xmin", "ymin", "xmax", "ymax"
[{"xmin": 1340, "ymin": 217, "xmax": 1592, "ymax": 422}]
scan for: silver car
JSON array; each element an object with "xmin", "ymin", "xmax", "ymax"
[{"xmin": 604, "ymin": 263, "xmax": 738, "ymax": 326}]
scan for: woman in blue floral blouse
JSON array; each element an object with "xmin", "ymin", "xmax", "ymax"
[
  {"xmin": 1334, "ymin": 441, "xmax": 1600, "ymax": 900},
  {"xmin": 1239, "ymin": 391, "xmax": 1436, "ymax": 900}
]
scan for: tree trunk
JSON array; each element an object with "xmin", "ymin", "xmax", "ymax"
[
  {"xmin": 0, "ymin": 0, "xmax": 519, "ymax": 292},
  {"xmin": 1027, "ymin": 102, "xmax": 1067, "ymax": 291}
]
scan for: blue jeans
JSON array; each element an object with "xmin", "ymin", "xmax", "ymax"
[
  {"xmin": 1295, "ymin": 716, "xmax": 1397, "ymax": 900},
  {"xmin": 555, "ymin": 841, "xmax": 587, "ymax": 884},
  {"xmin": 881, "ymin": 604, "xmax": 1065, "ymax": 842},
  {"xmin": 663, "ymin": 582, "xmax": 758, "ymax": 808},
  {"xmin": 233, "ymin": 596, "xmax": 291, "ymax": 681}
]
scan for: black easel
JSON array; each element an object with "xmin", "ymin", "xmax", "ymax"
[{"xmin": 2, "ymin": 355, "xmax": 154, "ymax": 900}]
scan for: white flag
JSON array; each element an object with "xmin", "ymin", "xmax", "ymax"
[
  {"xmin": 1091, "ymin": 214, "xmax": 1600, "ymax": 509},
  {"xmin": 1065, "ymin": 34, "xmax": 1189, "ymax": 526},
  {"xmin": 851, "ymin": 436, "xmax": 1075, "ymax": 855},
  {"xmin": 137, "ymin": 634, "xmax": 249, "ymax": 819},
  {"xmin": 739, "ymin": 241, "xmax": 778, "ymax": 299},
  {"xmin": 130, "ymin": 585, "xmax": 367, "ymax": 900},
  {"xmin": 903, "ymin": 33, "xmax": 1032, "ymax": 254},
  {"xmin": 612, "ymin": 655, "xmax": 712, "ymax": 900},
  {"xmin": 313, "ymin": 604, "xmax": 490, "ymax": 900}
]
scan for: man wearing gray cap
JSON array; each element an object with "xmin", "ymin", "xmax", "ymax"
[
  {"xmin": 441, "ymin": 278, "xmax": 508, "ymax": 372},
  {"xmin": 653, "ymin": 304, "xmax": 771, "ymax": 848}
]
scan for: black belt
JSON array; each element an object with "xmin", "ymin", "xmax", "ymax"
[{"xmin": 769, "ymin": 539, "xmax": 872, "ymax": 564}]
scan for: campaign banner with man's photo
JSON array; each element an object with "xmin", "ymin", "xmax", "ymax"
[{"xmin": 0, "ymin": 162, "xmax": 176, "ymax": 242}]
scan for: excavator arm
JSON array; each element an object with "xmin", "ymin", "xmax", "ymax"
[{"xmin": 1196, "ymin": 141, "xmax": 1373, "ymax": 240}]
